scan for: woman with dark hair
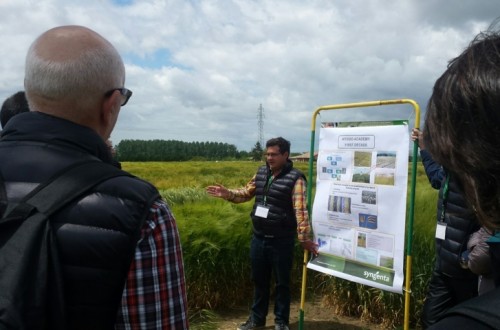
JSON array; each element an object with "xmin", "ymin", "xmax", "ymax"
[
  {"xmin": 412, "ymin": 127, "xmax": 479, "ymax": 328},
  {"xmin": 424, "ymin": 25, "xmax": 500, "ymax": 233},
  {"xmin": 424, "ymin": 21, "xmax": 500, "ymax": 329}
]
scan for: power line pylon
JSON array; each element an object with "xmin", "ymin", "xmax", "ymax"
[{"xmin": 257, "ymin": 103, "xmax": 265, "ymax": 147}]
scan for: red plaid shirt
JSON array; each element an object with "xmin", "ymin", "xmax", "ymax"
[{"xmin": 115, "ymin": 199, "xmax": 189, "ymax": 330}]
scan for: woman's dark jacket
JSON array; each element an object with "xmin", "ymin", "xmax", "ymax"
[{"xmin": 421, "ymin": 149, "xmax": 479, "ymax": 277}]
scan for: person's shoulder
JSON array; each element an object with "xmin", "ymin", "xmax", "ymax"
[
  {"xmin": 100, "ymin": 170, "xmax": 160, "ymax": 201},
  {"xmin": 111, "ymin": 173, "xmax": 157, "ymax": 190},
  {"xmin": 256, "ymin": 164, "xmax": 268, "ymax": 173},
  {"xmin": 290, "ymin": 167, "xmax": 305, "ymax": 177}
]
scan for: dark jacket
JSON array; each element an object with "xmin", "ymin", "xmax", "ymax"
[
  {"xmin": 421, "ymin": 150, "xmax": 479, "ymax": 277},
  {"xmin": 250, "ymin": 160, "xmax": 305, "ymax": 239},
  {"xmin": 0, "ymin": 112, "xmax": 159, "ymax": 329}
]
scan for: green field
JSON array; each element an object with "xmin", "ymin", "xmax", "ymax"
[
  {"xmin": 122, "ymin": 160, "xmax": 437, "ymax": 329},
  {"xmin": 354, "ymin": 151, "xmax": 372, "ymax": 167}
]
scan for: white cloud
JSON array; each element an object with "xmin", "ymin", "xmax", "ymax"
[{"xmin": 0, "ymin": 0, "xmax": 498, "ymax": 152}]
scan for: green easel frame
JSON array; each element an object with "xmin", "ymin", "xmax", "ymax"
[{"xmin": 299, "ymin": 99, "xmax": 421, "ymax": 330}]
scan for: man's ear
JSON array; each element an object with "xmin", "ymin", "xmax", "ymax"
[{"xmin": 99, "ymin": 91, "xmax": 119, "ymax": 138}]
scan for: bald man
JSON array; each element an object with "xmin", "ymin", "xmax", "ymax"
[{"xmin": 0, "ymin": 26, "xmax": 188, "ymax": 329}]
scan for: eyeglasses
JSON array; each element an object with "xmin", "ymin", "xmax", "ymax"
[{"xmin": 105, "ymin": 88, "xmax": 133, "ymax": 106}]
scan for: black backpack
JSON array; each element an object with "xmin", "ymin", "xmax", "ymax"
[
  {"xmin": 0, "ymin": 161, "xmax": 129, "ymax": 330},
  {"xmin": 432, "ymin": 285, "xmax": 500, "ymax": 329}
]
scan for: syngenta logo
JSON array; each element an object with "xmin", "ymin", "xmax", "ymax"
[{"xmin": 363, "ymin": 270, "xmax": 390, "ymax": 283}]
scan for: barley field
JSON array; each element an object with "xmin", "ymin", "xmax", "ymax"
[{"xmin": 122, "ymin": 160, "xmax": 437, "ymax": 329}]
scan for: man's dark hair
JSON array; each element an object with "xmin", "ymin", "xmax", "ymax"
[
  {"xmin": 1, "ymin": 91, "xmax": 29, "ymax": 128},
  {"xmin": 266, "ymin": 137, "xmax": 291, "ymax": 155}
]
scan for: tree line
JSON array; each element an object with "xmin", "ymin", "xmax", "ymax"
[{"xmin": 116, "ymin": 139, "xmax": 264, "ymax": 161}]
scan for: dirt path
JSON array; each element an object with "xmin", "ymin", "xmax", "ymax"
[{"xmin": 215, "ymin": 298, "xmax": 379, "ymax": 330}]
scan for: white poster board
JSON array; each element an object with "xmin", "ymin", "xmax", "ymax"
[{"xmin": 307, "ymin": 122, "xmax": 409, "ymax": 293}]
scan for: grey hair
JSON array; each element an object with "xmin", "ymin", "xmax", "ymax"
[{"xmin": 24, "ymin": 37, "xmax": 125, "ymax": 106}]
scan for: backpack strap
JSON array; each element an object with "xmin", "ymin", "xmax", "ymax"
[
  {"xmin": 28, "ymin": 160, "xmax": 130, "ymax": 213},
  {"xmin": 0, "ymin": 171, "xmax": 6, "ymax": 217},
  {"xmin": 1, "ymin": 160, "xmax": 131, "ymax": 224}
]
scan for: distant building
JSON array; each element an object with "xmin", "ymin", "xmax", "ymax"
[{"xmin": 290, "ymin": 152, "xmax": 318, "ymax": 162}]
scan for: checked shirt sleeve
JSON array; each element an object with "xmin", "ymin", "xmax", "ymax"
[
  {"xmin": 226, "ymin": 174, "xmax": 257, "ymax": 203},
  {"xmin": 293, "ymin": 176, "xmax": 311, "ymax": 242},
  {"xmin": 115, "ymin": 199, "xmax": 189, "ymax": 330}
]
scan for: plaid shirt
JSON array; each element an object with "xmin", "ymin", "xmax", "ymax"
[
  {"xmin": 115, "ymin": 199, "xmax": 189, "ymax": 330},
  {"xmin": 227, "ymin": 174, "xmax": 311, "ymax": 242}
]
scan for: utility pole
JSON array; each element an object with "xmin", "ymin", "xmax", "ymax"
[{"xmin": 257, "ymin": 103, "xmax": 264, "ymax": 147}]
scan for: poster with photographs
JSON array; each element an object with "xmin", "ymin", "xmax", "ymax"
[{"xmin": 307, "ymin": 121, "xmax": 409, "ymax": 294}]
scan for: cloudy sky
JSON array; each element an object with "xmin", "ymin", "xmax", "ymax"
[{"xmin": 0, "ymin": 0, "xmax": 498, "ymax": 152}]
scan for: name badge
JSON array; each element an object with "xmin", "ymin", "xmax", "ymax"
[
  {"xmin": 255, "ymin": 205, "xmax": 270, "ymax": 218},
  {"xmin": 435, "ymin": 222, "xmax": 447, "ymax": 240}
]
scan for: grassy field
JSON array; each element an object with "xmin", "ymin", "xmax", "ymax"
[{"xmin": 122, "ymin": 160, "xmax": 437, "ymax": 329}]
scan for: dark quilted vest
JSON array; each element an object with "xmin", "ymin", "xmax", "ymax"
[
  {"xmin": 436, "ymin": 173, "xmax": 480, "ymax": 277},
  {"xmin": 250, "ymin": 160, "xmax": 305, "ymax": 238}
]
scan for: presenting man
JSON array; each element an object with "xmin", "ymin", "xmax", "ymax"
[
  {"xmin": 0, "ymin": 26, "xmax": 188, "ymax": 329},
  {"xmin": 207, "ymin": 137, "xmax": 318, "ymax": 330}
]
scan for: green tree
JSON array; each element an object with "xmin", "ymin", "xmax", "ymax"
[
  {"xmin": 116, "ymin": 139, "xmax": 240, "ymax": 161},
  {"xmin": 250, "ymin": 141, "xmax": 264, "ymax": 161}
]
